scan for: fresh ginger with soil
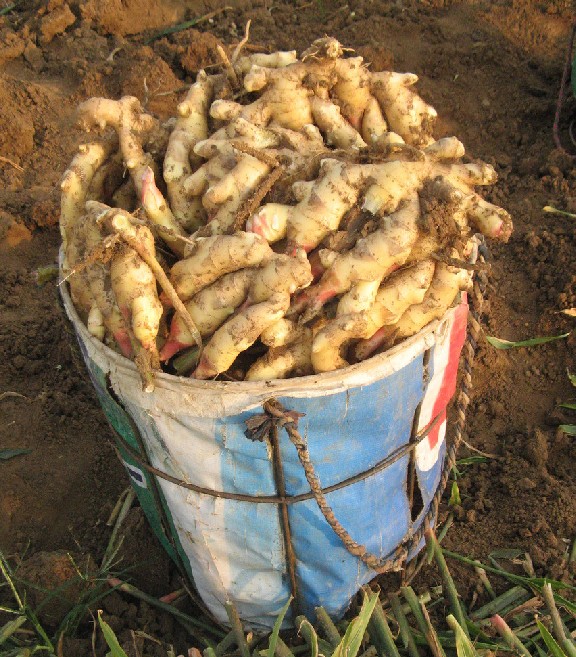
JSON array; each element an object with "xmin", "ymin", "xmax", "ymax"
[{"xmin": 60, "ymin": 35, "xmax": 512, "ymax": 386}]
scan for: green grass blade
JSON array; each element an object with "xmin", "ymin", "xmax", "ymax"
[
  {"xmin": 0, "ymin": 3, "xmax": 16, "ymax": 17},
  {"xmin": 389, "ymin": 592, "xmax": 420, "ymax": 657},
  {"xmin": 425, "ymin": 530, "xmax": 469, "ymax": 638},
  {"xmin": 0, "ymin": 615, "xmax": 27, "ymax": 644},
  {"xmin": 489, "ymin": 549, "xmax": 524, "ymax": 560},
  {"xmin": 558, "ymin": 403, "xmax": 576, "ymax": 410},
  {"xmin": 368, "ymin": 598, "xmax": 401, "ymax": 657},
  {"xmin": 0, "ymin": 449, "xmax": 32, "ymax": 461},
  {"xmin": 98, "ymin": 610, "xmax": 129, "ymax": 657},
  {"xmin": 267, "ymin": 597, "xmax": 292, "ymax": 657},
  {"xmin": 543, "ymin": 206, "xmax": 576, "ymax": 219},
  {"xmin": 456, "ymin": 456, "xmax": 489, "ymax": 466},
  {"xmin": 295, "ymin": 616, "xmax": 319, "ymax": 657},
  {"xmin": 536, "ymin": 620, "xmax": 568, "ymax": 657},
  {"xmin": 315, "ymin": 606, "xmax": 341, "ymax": 648},
  {"xmin": 446, "ymin": 615, "xmax": 480, "ymax": 657},
  {"xmin": 559, "ymin": 424, "xmax": 576, "ymax": 436},
  {"xmin": 470, "ymin": 586, "xmax": 531, "ymax": 621},
  {"xmin": 144, "ymin": 7, "xmax": 231, "ymax": 43},
  {"xmin": 332, "ymin": 590, "xmax": 379, "ymax": 657},
  {"xmin": 449, "ymin": 481, "xmax": 461, "ymax": 506},
  {"xmin": 173, "ymin": 347, "xmax": 200, "ymax": 376},
  {"xmin": 486, "ymin": 333, "xmax": 569, "ymax": 350},
  {"xmin": 442, "ymin": 550, "xmax": 576, "ymax": 593}
]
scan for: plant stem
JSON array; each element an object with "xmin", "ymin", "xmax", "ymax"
[
  {"xmin": 400, "ymin": 587, "xmax": 429, "ymax": 638},
  {"xmin": 315, "ymin": 606, "xmax": 341, "ymax": 648},
  {"xmin": 368, "ymin": 601, "xmax": 401, "ymax": 657},
  {"xmin": 225, "ymin": 601, "xmax": 251, "ymax": 657},
  {"xmin": 542, "ymin": 583, "xmax": 576, "ymax": 657},
  {"xmin": 389, "ymin": 592, "xmax": 420, "ymax": 657},
  {"xmin": 108, "ymin": 578, "xmax": 223, "ymax": 640},
  {"xmin": 425, "ymin": 529, "xmax": 469, "ymax": 637},
  {"xmin": 274, "ymin": 637, "xmax": 296, "ymax": 657},
  {"xmin": 471, "ymin": 586, "xmax": 531, "ymax": 621},
  {"xmin": 474, "ymin": 567, "xmax": 496, "ymax": 599},
  {"xmin": 425, "ymin": 514, "xmax": 453, "ymax": 565},
  {"xmin": 490, "ymin": 614, "xmax": 532, "ymax": 657},
  {"xmin": 215, "ymin": 630, "xmax": 237, "ymax": 656},
  {"xmin": 419, "ymin": 600, "xmax": 447, "ymax": 657},
  {"xmin": 102, "ymin": 487, "xmax": 136, "ymax": 568},
  {"xmin": 295, "ymin": 615, "xmax": 319, "ymax": 656}
]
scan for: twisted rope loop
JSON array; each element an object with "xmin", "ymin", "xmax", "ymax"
[{"xmin": 254, "ymin": 261, "xmax": 487, "ymax": 574}]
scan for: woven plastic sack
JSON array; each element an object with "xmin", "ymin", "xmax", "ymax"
[{"xmin": 61, "ymin": 281, "xmax": 468, "ymax": 629}]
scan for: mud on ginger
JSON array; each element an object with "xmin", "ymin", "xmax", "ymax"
[{"xmin": 59, "ymin": 34, "xmax": 512, "ymax": 385}]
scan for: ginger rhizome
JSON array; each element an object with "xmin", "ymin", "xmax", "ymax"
[{"xmin": 60, "ymin": 36, "xmax": 512, "ymax": 386}]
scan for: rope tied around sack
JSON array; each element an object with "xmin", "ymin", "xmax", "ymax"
[
  {"xmin": 245, "ymin": 247, "xmax": 488, "ymax": 576},
  {"xmin": 266, "ymin": 398, "xmax": 408, "ymax": 572}
]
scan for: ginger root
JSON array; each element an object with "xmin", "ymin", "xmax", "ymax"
[
  {"xmin": 193, "ymin": 251, "xmax": 312, "ymax": 379},
  {"xmin": 61, "ymin": 36, "xmax": 512, "ymax": 384}
]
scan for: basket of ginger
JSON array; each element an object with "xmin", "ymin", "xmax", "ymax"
[{"xmin": 59, "ymin": 36, "xmax": 510, "ymax": 629}]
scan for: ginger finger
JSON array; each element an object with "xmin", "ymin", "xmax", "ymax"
[
  {"xmin": 259, "ymin": 318, "xmax": 308, "ymax": 348},
  {"xmin": 332, "ymin": 56, "xmax": 373, "ymax": 129},
  {"xmin": 193, "ymin": 250, "xmax": 312, "ymax": 379},
  {"xmin": 247, "ymin": 159, "xmax": 365, "ymax": 251},
  {"xmin": 248, "ymin": 250, "xmax": 313, "ymax": 304},
  {"xmin": 193, "ymin": 292, "xmax": 290, "ymax": 379},
  {"xmin": 77, "ymin": 96, "xmax": 187, "ymax": 254},
  {"xmin": 337, "ymin": 279, "xmax": 382, "ymax": 315},
  {"xmin": 311, "ymin": 260, "xmax": 435, "ymax": 372},
  {"xmin": 60, "ymin": 140, "xmax": 116, "ymax": 266},
  {"xmin": 235, "ymin": 50, "xmax": 298, "ymax": 74},
  {"xmin": 361, "ymin": 97, "xmax": 389, "ymax": 145},
  {"xmin": 86, "ymin": 149, "xmax": 125, "ymax": 204},
  {"xmin": 140, "ymin": 167, "xmax": 187, "ymax": 257},
  {"xmin": 210, "ymin": 99, "xmax": 244, "ymax": 121},
  {"xmin": 110, "ymin": 231, "xmax": 163, "ymax": 358},
  {"xmin": 301, "ymin": 195, "xmax": 421, "ymax": 316},
  {"xmin": 310, "ymin": 97, "xmax": 366, "ymax": 150},
  {"xmin": 466, "ymin": 196, "xmax": 512, "ymax": 241},
  {"xmin": 160, "ymin": 269, "xmax": 256, "ymax": 361},
  {"xmin": 76, "ymin": 96, "xmax": 155, "ymax": 178},
  {"xmin": 240, "ymin": 63, "xmax": 314, "ymax": 129},
  {"xmin": 245, "ymin": 330, "xmax": 313, "ymax": 381},
  {"xmin": 370, "ymin": 71, "xmax": 437, "ymax": 146},
  {"xmin": 87, "ymin": 305, "xmax": 105, "ymax": 341},
  {"xmin": 356, "ymin": 260, "xmax": 471, "ymax": 360},
  {"xmin": 170, "ymin": 232, "xmax": 274, "ymax": 302},
  {"xmin": 164, "ymin": 70, "xmax": 213, "ymax": 230},
  {"xmin": 96, "ymin": 205, "xmax": 203, "ymax": 350}
]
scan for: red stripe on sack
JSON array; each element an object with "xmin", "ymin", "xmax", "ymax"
[{"xmin": 425, "ymin": 298, "xmax": 468, "ymax": 449}]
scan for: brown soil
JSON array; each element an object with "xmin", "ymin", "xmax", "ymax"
[{"xmin": 1, "ymin": 0, "xmax": 575, "ymax": 654}]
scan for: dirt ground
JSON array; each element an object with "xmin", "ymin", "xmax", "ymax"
[{"xmin": 1, "ymin": 0, "xmax": 575, "ymax": 654}]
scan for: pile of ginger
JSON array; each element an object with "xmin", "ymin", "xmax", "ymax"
[{"xmin": 60, "ymin": 36, "xmax": 512, "ymax": 389}]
